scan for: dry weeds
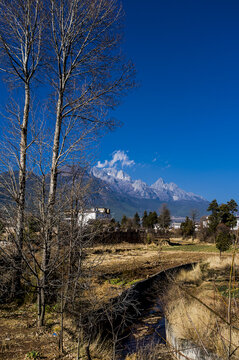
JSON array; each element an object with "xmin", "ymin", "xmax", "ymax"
[
  {"xmin": 176, "ymin": 263, "xmax": 202, "ymax": 283},
  {"xmin": 125, "ymin": 342, "xmax": 174, "ymax": 360},
  {"xmin": 0, "ymin": 243, "xmax": 214, "ymax": 359},
  {"xmin": 165, "ymin": 255, "xmax": 239, "ymax": 359},
  {"xmin": 207, "ymin": 254, "xmax": 239, "ymax": 269}
]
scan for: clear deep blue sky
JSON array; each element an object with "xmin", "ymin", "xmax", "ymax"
[
  {"xmin": 98, "ymin": 0, "xmax": 239, "ymax": 203},
  {"xmin": 0, "ymin": 1, "xmax": 239, "ymax": 203}
]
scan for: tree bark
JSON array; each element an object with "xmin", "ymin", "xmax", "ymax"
[
  {"xmin": 37, "ymin": 280, "xmax": 42, "ymax": 327},
  {"xmin": 39, "ymin": 94, "xmax": 63, "ymax": 326},
  {"xmin": 39, "ymin": 279, "xmax": 46, "ymax": 327},
  {"xmin": 86, "ymin": 343, "xmax": 92, "ymax": 360},
  {"xmin": 13, "ymin": 83, "xmax": 30, "ymax": 298},
  {"xmin": 46, "ymin": 93, "xmax": 63, "ymax": 243}
]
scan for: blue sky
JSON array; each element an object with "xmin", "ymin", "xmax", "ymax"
[
  {"xmin": 0, "ymin": 1, "xmax": 239, "ymax": 204},
  {"xmin": 97, "ymin": 0, "xmax": 239, "ymax": 203}
]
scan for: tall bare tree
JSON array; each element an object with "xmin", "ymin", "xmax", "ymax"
[
  {"xmin": 45, "ymin": 0, "xmax": 134, "ymax": 236},
  {"xmin": 34, "ymin": 0, "xmax": 135, "ymax": 324},
  {"xmin": 0, "ymin": 0, "xmax": 43, "ymax": 295},
  {"xmin": 0, "ymin": 0, "xmax": 135, "ymax": 328}
]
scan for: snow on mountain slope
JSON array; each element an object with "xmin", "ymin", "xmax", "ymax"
[
  {"xmin": 151, "ymin": 178, "xmax": 204, "ymax": 201},
  {"xmin": 91, "ymin": 167, "xmax": 204, "ymax": 202}
]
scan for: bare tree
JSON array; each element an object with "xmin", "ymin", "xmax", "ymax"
[
  {"xmin": 190, "ymin": 208, "xmax": 199, "ymax": 240},
  {"xmin": 45, "ymin": 0, "xmax": 135, "ymax": 238},
  {"xmin": 33, "ymin": 0, "xmax": 135, "ymax": 324},
  {"xmin": 0, "ymin": 0, "xmax": 135, "ymax": 331},
  {"xmin": 0, "ymin": 0, "xmax": 43, "ymax": 296}
]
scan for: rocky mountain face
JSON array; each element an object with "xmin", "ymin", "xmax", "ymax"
[
  {"xmin": 91, "ymin": 167, "xmax": 204, "ymax": 202},
  {"xmin": 90, "ymin": 167, "xmax": 209, "ymax": 220},
  {"xmin": 0, "ymin": 167, "xmax": 209, "ymax": 221}
]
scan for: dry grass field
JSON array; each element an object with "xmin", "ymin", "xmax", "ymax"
[
  {"xmin": 165, "ymin": 253, "xmax": 239, "ymax": 359},
  {"xmin": 0, "ymin": 239, "xmax": 229, "ymax": 360}
]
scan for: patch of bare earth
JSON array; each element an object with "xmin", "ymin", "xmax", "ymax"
[
  {"xmin": 0, "ymin": 305, "xmax": 67, "ymax": 360},
  {"xmin": 86, "ymin": 242, "xmax": 208, "ymax": 281}
]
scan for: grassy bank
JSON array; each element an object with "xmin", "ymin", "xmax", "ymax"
[
  {"xmin": 0, "ymin": 241, "xmax": 227, "ymax": 359},
  {"xmin": 165, "ymin": 253, "xmax": 239, "ymax": 359},
  {"xmin": 163, "ymin": 243, "xmax": 219, "ymax": 252}
]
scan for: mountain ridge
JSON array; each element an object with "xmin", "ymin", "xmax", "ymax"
[
  {"xmin": 0, "ymin": 167, "xmax": 209, "ymax": 221},
  {"xmin": 91, "ymin": 166, "xmax": 205, "ymax": 202},
  {"xmin": 90, "ymin": 166, "xmax": 209, "ymax": 220}
]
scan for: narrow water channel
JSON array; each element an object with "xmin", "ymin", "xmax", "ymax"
[
  {"xmin": 118, "ymin": 296, "xmax": 166, "ymax": 358},
  {"xmin": 111, "ymin": 263, "xmax": 195, "ymax": 359}
]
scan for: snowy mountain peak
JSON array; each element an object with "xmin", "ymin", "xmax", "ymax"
[
  {"xmin": 92, "ymin": 167, "xmax": 131, "ymax": 182},
  {"xmin": 92, "ymin": 166, "xmax": 205, "ymax": 202},
  {"xmin": 151, "ymin": 177, "xmax": 165, "ymax": 189},
  {"xmin": 116, "ymin": 169, "xmax": 131, "ymax": 181}
]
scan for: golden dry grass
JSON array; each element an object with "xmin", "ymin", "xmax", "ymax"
[
  {"xmin": 165, "ymin": 259, "xmax": 239, "ymax": 359},
  {"xmin": 167, "ymin": 293, "xmax": 239, "ymax": 358},
  {"xmin": 85, "ymin": 242, "xmax": 208, "ymax": 280},
  {"xmin": 0, "ymin": 243, "xmax": 213, "ymax": 360},
  {"xmin": 206, "ymin": 254, "xmax": 239, "ymax": 269},
  {"xmin": 125, "ymin": 343, "xmax": 174, "ymax": 360},
  {"xmin": 166, "ymin": 288, "xmax": 217, "ymax": 338},
  {"xmin": 176, "ymin": 263, "xmax": 202, "ymax": 283}
]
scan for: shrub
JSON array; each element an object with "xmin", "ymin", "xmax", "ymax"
[
  {"xmin": 26, "ymin": 350, "xmax": 41, "ymax": 359},
  {"xmin": 215, "ymin": 224, "xmax": 233, "ymax": 256}
]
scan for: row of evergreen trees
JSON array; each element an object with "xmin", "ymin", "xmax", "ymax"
[{"xmin": 120, "ymin": 204, "xmax": 171, "ymax": 230}]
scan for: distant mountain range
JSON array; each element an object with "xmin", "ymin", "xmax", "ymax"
[
  {"xmin": 92, "ymin": 167, "xmax": 204, "ymax": 202},
  {"xmin": 0, "ymin": 167, "xmax": 209, "ymax": 221},
  {"xmin": 90, "ymin": 166, "xmax": 209, "ymax": 220}
]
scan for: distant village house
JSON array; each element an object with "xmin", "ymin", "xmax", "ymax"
[{"xmin": 65, "ymin": 207, "xmax": 111, "ymax": 226}]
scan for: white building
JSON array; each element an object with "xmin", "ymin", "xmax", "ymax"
[
  {"xmin": 170, "ymin": 222, "xmax": 182, "ymax": 230},
  {"xmin": 231, "ymin": 216, "xmax": 239, "ymax": 230},
  {"xmin": 77, "ymin": 207, "xmax": 111, "ymax": 226},
  {"xmin": 202, "ymin": 216, "xmax": 209, "ymax": 228},
  {"xmin": 154, "ymin": 217, "xmax": 186, "ymax": 230},
  {"xmin": 170, "ymin": 217, "xmax": 186, "ymax": 230}
]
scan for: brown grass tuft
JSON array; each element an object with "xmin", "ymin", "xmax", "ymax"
[
  {"xmin": 165, "ymin": 261, "xmax": 239, "ymax": 359},
  {"xmin": 176, "ymin": 263, "xmax": 202, "ymax": 283},
  {"xmin": 206, "ymin": 254, "xmax": 239, "ymax": 270}
]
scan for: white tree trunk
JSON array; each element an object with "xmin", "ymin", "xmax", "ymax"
[{"xmin": 13, "ymin": 83, "xmax": 30, "ymax": 296}]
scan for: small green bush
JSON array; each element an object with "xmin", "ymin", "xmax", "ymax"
[
  {"xmin": 145, "ymin": 233, "xmax": 153, "ymax": 244},
  {"xmin": 26, "ymin": 350, "xmax": 41, "ymax": 359}
]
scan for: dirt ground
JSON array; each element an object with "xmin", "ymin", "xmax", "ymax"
[
  {"xmin": 0, "ymin": 241, "xmax": 218, "ymax": 360},
  {"xmin": 86, "ymin": 241, "xmax": 209, "ymax": 278}
]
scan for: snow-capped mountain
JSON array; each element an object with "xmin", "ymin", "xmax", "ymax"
[
  {"xmin": 91, "ymin": 167, "xmax": 204, "ymax": 202},
  {"xmin": 151, "ymin": 178, "xmax": 204, "ymax": 201}
]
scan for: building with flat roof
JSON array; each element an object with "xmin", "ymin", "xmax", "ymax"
[{"xmin": 65, "ymin": 207, "xmax": 111, "ymax": 226}]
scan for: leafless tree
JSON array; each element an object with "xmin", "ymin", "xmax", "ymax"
[
  {"xmin": 0, "ymin": 0, "xmax": 135, "ymax": 334},
  {"xmin": 45, "ymin": 0, "xmax": 135, "ymax": 240},
  {"xmin": 0, "ymin": 0, "xmax": 44, "ymax": 296},
  {"xmin": 104, "ymin": 289, "xmax": 139, "ymax": 360},
  {"xmin": 190, "ymin": 208, "xmax": 199, "ymax": 240},
  {"xmin": 31, "ymin": 0, "xmax": 135, "ymax": 325}
]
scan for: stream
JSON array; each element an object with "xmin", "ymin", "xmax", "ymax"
[
  {"xmin": 114, "ymin": 263, "xmax": 196, "ymax": 359},
  {"xmin": 94, "ymin": 263, "xmax": 195, "ymax": 359},
  {"xmin": 118, "ymin": 295, "xmax": 166, "ymax": 358}
]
